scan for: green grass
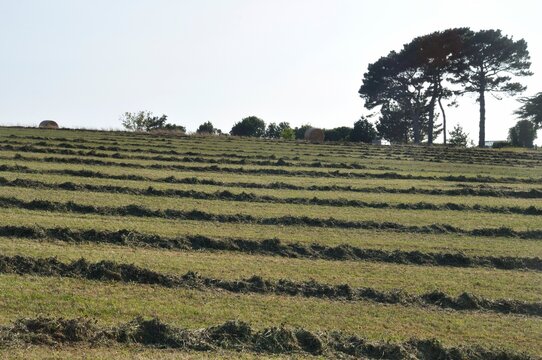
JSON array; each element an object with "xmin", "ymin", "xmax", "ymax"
[
  {"xmin": 1, "ymin": 237, "xmax": 540, "ymax": 301},
  {"xmin": 1, "ymin": 346, "xmax": 297, "ymax": 360},
  {"xmin": 2, "ymin": 171, "xmax": 540, "ymax": 208},
  {"xmin": 5, "ymin": 158, "xmax": 542, "ymax": 190},
  {"xmin": 5, "ymin": 137, "xmax": 541, "ymax": 177},
  {"xmin": 1, "ymin": 275, "xmax": 540, "ymax": 355},
  {"xmin": 3, "ymin": 148, "xmax": 541, "ymax": 179},
  {"xmin": 0, "ymin": 186, "xmax": 538, "ymax": 230},
  {"xmin": 1, "ymin": 126, "xmax": 541, "ymax": 357},
  {"xmin": 1, "ymin": 208, "xmax": 539, "ymax": 258}
]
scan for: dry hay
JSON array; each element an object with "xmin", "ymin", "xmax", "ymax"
[
  {"xmin": 0, "ymin": 316, "xmax": 535, "ymax": 359},
  {"xmin": 304, "ymin": 127, "xmax": 324, "ymax": 143},
  {"xmin": 38, "ymin": 120, "xmax": 59, "ymax": 129}
]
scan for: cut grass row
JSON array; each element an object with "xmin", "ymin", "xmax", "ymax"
[
  {"xmin": 3, "ymin": 170, "xmax": 542, "ymax": 207},
  {"xmin": 0, "ymin": 236, "xmax": 539, "ymax": 301},
  {"xmin": 3, "ymin": 215, "xmax": 542, "ymax": 270},
  {"xmin": 1, "ymin": 346, "xmax": 274, "ymax": 360},
  {"xmin": 3, "ymin": 148, "xmax": 542, "ymax": 181},
  {"xmin": 0, "ymin": 186, "xmax": 539, "ymax": 231},
  {"xmin": 4, "ymin": 129, "xmax": 541, "ymax": 164},
  {"xmin": 3, "ymin": 199, "xmax": 539, "ymax": 270},
  {"xmin": 2, "ymin": 176, "xmax": 540, "ymax": 216},
  {"xmin": 3, "ymin": 254, "xmax": 540, "ymax": 316},
  {"xmin": 1, "ymin": 208, "xmax": 538, "ymax": 258},
  {"xmin": 2, "ymin": 317, "xmax": 538, "ymax": 359},
  {"xmin": 1, "ymin": 275, "xmax": 540, "ymax": 355},
  {"xmin": 0, "ymin": 144, "xmax": 398, "ymax": 173},
  {"xmin": 4, "ymin": 137, "xmax": 541, "ymax": 174},
  {"xmin": 6, "ymin": 159, "xmax": 542, "ymax": 191}
]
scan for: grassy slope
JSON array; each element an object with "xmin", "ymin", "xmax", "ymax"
[
  {"xmin": 1, "ymin": 209, "xmax": 540, "ymax": 258},
  {"xmin": 0, "ymin": 127, "xmax": 541, "ymax": 357},
  {"xmin": 0, "ymin": 237, "xmax": 540, "ymax": 301},
  {"xmin": 0, "ymin": 187, "xmax": 539, "ymax": 230},
  {"xmin": 1, "ymin": 275, "xmax": 540, "ymax": 354},
  {"xmin": 2, "ymin": 171, "xmax": 540, "ymax": 208}
]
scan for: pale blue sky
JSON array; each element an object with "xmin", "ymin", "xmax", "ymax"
[{"xmin": 1, "ymin": 0, "xmax": 541, "ymax": 143}]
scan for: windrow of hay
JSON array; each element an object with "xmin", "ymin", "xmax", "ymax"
[
  {"xmin": 0, "ymin": 225, "xmax": 540, "ymax": 271},
  {"xmin": 4, "ymin": 137, "xmax": 541, "ymax": 167},
  {"xmin": 2, "ymin": 165, "xmax": 542, "ymax": 199},
  {"xmin": 2, "ymin": 177, "xmax": 541, "ymax": 215},
  {"xmin": 0, "ymin": 255, "xmax": 540, "ymax": 316},
  {"xmin": 0, "ymin": 196, "xmax": 541, "ymax": 243},
  {"xmin": 0, "ymin": 144, "xmax": 385, "ymax": 171},
  {"xmin": 5, "ymin": 153, "xmax": 542, "ymax": 184},
  {"xmin": 0, "ymin": 316, "xmax": 535, "ymax": 358},
  {"xmin": 5, "ymin": 132, "xmax": 542, "ymax": 163}
]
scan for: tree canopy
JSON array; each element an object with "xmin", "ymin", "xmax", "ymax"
[
  {"xmin": 294, "ymin": 124, "xmax": 312, "ymax": 140},
  {"xmin": 196, "ymin": 121, "xmax": 217, "ymax": 134},
  {"xmin": 266, "ymin": 122, "xmax": 292, "ymax": 139},
  {"xmin": 120, "ymin": 111, "xmax": 185, "ymax": 133},
  {"xmin": 448, "ymin": 124, "xmax": 469, "ymax": 147},
  {"xmin": 324, "ymin": 126, "xmax": 352, "ymax": 142},
  {"xmin": 452, "ymin": 29, "xmax": 532, "ymax": 146},
  {"xmin": 508, "ymin": 120, "xmax": 537, "ymax": 148},
  {"xmin": 515, "ymin": 92, "xmax": 542, "ymax": 129},
  {"xmin": 230, "ymin": 116, "xmax": 266, "ymax": 137},
  {"xmin": 359, "ymin": 28, "xmax": 532, "ymax": 146},
  {"xmin": 351, "ymin": 118, "xmax": 377, "ymax": 143}
]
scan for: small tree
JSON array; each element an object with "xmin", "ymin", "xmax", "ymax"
[
  {"xmin": 281, "ymin": 127, "xmax": 295, "ymax": 140},
  {"xmin": 515, "ymin": 92, "xmax": 542, "ymax": 129},
  {"xmin": 448, "ymin": 124, "xmax": 469, "ymax": 147},
  {"xmin": 351, "ymin": 118, "xmax": 377, "ymax": 143},
  {"xmin": 197, "ymin": 121, "xmax": 216, "ymax": 134},
  {"xmin": 376, "ymin": 104, "xmax": 411, "ymax": 143},
  {"xmin": 120, "ymin": 111, "xmax": 174, "ymax": 132},
  {"xmin": 265, "ymin": 122, "xmax": 291, "ymax": 139},
  {"xmin": 508, "ymin": 120, "xmax": 537, "ymax": 147},
  {"xmin": 145, "ymin": 114, "xmax": 168, "ymax": 131},
  {"xmin": 230, "ymin": 116, "xmax": 266, "ymax": 137},
  {"xmin": 120, "ymin": 111, "xmax": 152, "ymax": 131}
]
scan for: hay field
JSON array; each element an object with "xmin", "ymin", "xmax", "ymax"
[{"xmin": 0, "ymin": 126, "xmax": 541, "ymax": 359}]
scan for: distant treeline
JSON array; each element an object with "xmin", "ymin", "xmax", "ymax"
[{"xmin": 117, "ymin": 28, "xmax": 541, "ymax": 148}]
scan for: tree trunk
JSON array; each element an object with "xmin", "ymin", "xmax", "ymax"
[
  {"xmin": 412, "ymin": 97, "xmax": 421, "ymax": 144},
  {"xmin": 478, "ymin": 88, "xmax": 486, "ymax": 147},
  {"xmin": 427, "ymin": 78, "xmax": 441, "ymax": 146},
  {"xmin": 428, "ymin": 93, "xmax": 437, "ymax": 145},
  {"xmin": 438, "ymin": 96, "xmax": 447, "ymax": 145},
  {"xmin": 478, "ymin": 68, "xmax": 486, "ymax": 148},
  {"xmin": 412, "ymin": 110, "xmax": 420, "ymax": 144}
]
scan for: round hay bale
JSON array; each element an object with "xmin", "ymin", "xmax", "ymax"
[
  {"xmin": 39, "ymin": 120, "xmax": 59, "ymax": 129},
  {"xmin": 304, "ymin": 128, "xmax": 324, "ymax": 143}
]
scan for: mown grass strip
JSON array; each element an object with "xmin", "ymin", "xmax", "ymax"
[
  {"xmin": 0, "ymin": 195, "xmax": 540, "ymax": 241},
  {"xmin": 2, "ymin": 177, "xmax": 540, "ymax": 215},
  {"xmin": 0, "ymin": 144, "xmax": 398, "ymax": 171},
  {"xmin": 2, "ymin": 316, "xmax": 535, "ymax": 359},
  {"xmin": 6, "ymin": 153, "xmax": 542, "ymax": 184},
  {"xmin": 5, "ymin": 136, "xmax": 540, "ymax": 164},
  {"xmin": 1, "ymin": 254, "xmax": 540, "ymax": 317},
  {"xmin": 3, "ymin": 164, "xmax": 541, "ymax": 199},
  {"xmin": 14, "ymin": 137, "xmax": 539, "ymax": 171},
  {"xmin": 0, "ymin": 224, "xmax": 540, "ymax": 271},
  {"xmin": 5, "ymin": 131, "xmax": 542, "ymax": 163}
]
